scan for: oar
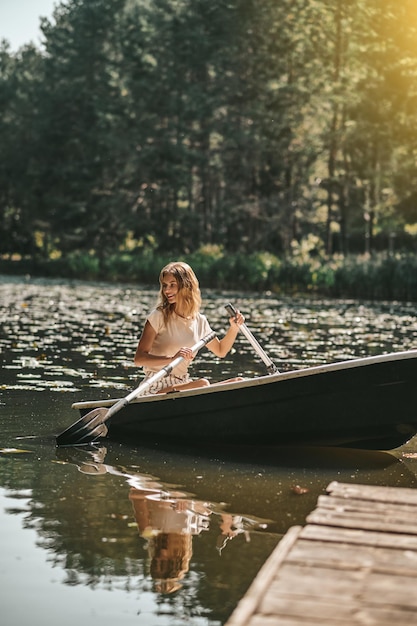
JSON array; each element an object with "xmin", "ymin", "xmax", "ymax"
[
  {"xmin": 56, "ymin": 331, "xmax": 217, "ymax": 447},
  {"xmin": 225, "ymin": 303, "xmax": 279, "ymax": 374}
]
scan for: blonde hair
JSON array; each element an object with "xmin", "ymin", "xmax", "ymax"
[
  {"xmin": 157, "ymin": 261, "xmax": 201, "ymax": 322},
  {"xmin": 149, "ymin": 532, "xmax": 192, "ymax": 582}
]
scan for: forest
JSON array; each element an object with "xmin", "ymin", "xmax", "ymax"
[{"xmin": 1, "ymin": 0, "xmax": 417, "ymax": 297}]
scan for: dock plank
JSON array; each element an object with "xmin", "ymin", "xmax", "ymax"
[
  {"xmin": 300, "ymin": 524, "xmax": 417, "ymax": 550},
  {"xmin": 290, "ymin": 539, "xmax": 417, "ymax": 575},
  {"xmin": 225, "ymin": 482, "xmax": 417, "ymax": 626},
  {"xmin": 326, "ymin": 480, "xmax": 417, "ymax": 504}
]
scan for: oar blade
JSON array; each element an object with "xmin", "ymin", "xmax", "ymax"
[{"xmin": 56, "ymin": 407, "xmax": 109, "ymax": 446}]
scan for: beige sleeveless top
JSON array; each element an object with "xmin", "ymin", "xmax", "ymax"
[{"xmin": 143, "ymin": 309, "xmax": 213, "ymax": 378}]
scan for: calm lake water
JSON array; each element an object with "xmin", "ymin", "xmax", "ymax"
[{"xmin": 1, "ymin": 274, "xmax": 417, "ymax": 625}]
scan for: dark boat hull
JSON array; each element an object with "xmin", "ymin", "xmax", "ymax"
[{"xmin": 72, "ymin": 350, "xmax": 417, "ymax": 450}]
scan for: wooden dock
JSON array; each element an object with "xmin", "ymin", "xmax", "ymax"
[{"xmin": 226, "ymin": 481, "xmax": 417, "ymax": 626}]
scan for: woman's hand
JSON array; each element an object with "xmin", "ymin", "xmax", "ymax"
[
  {"xmin": 229, "ymin": 310, "xmax": 245, "ymax": 328},
  {"xmin": 173, "ymin": 346, "xmax": 195, "ymax": 361}
]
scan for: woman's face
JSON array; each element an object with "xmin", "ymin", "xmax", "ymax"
[{"xmin": 161, "ymin": 273, "xmax": 179, "ymax": 304}]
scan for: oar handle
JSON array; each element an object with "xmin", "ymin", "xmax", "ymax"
[
  {"xmin": 108, "ymin": 331, "xmax": 217, "ymax": 417},
  {"xmin": 225, "ymin": 303, "xmax": 278, "ymax": 374}
]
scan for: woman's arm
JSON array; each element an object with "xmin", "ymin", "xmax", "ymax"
[{"xmin": 207, "ymin": 311, "xmax": 244, "ymax": 358}]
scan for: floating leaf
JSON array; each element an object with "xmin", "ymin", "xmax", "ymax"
[{"xmin": 291, "ymin": 484, "xmax": 309, "ymax": 495}]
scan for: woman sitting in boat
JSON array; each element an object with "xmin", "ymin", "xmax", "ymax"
[{"xmin": 134, "ymin": 261, "xmax": 244, "ymax": 394}]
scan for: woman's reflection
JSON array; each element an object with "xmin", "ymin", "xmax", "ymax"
[
  {"xmin": 58, "ymin": 445, "xmax": 270, "ymax": 594},
  {"xmin": 130, "ymin": 488, "xmax": 210, "ymax": 593}
]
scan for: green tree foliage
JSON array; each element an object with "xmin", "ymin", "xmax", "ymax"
[
  {"xmin": 313, "ymin": 0, "xmax": 417, "ymax": 254},
  {"xmin": 0, "ymin": 0, "xmax": 417, "ymax": 261},
  {"xmin": 0, "ymin": 41, "xmax": 45, "ymax": 255},
  {"xmin": 38, "ymin": 0, "xmax": 129, "ymax": 256}
]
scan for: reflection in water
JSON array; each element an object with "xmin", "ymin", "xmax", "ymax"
[
  {"xmin": 130, "ymin": 489, "xmax": 209, "ymax": 594},
  {"xmin": 58, "ymin": 444, "xmax": 270, "ymax": 598},
  {"xmin": 1, "ymin": 427, "xmax": 417, "ymax": 625},
  {"xmin": 129, "ymin": 488, "xmax": 253, "ymax": 594}
]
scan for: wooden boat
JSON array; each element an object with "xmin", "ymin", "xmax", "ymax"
[{"xmin": 69, "ymin": 349, "xmax": 417, "ymax": 450}]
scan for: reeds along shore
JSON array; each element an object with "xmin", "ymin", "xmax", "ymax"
[{"xmin": 1, "ymin": 250, "xmax": 417, "ymax": 302}]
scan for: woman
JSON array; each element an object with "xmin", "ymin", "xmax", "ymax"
[{"xmin": 134, "ymin": 261, "xmax": 244, "ymax": 393}]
